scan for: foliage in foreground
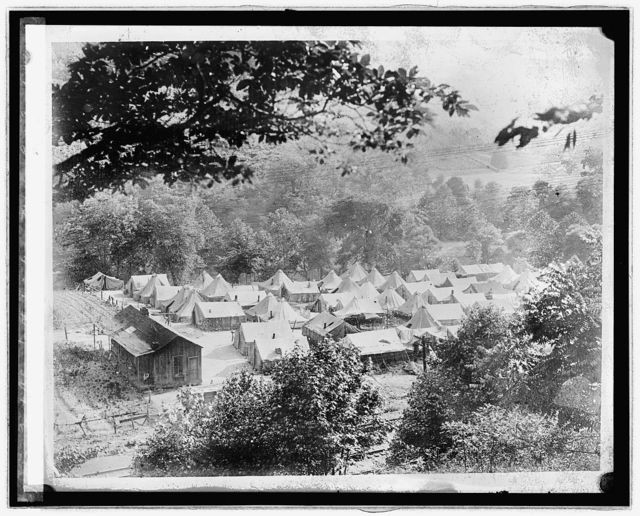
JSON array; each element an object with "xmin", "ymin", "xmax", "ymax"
[
  {"xmin": 389, "ymin": 239, "xmax": 602, "ymax": 472},
  {"xmin": 134, "ymin": 341, "xmax": 383, "ymax": 475}
]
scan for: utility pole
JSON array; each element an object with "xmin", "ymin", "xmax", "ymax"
[
  {"xmin": 421, "ymin": 335, "xmax": 427, "ymax": 372},
  {"xmin": 93, "ymin": 323, "xmax": 96, "ymax": 349}
]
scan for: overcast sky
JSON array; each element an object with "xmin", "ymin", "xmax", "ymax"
[{"xmin": 51, "ymin": 25, "xmax": 612, "ymax": 145}]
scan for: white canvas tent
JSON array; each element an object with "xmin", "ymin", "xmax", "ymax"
[
  {"xmin": 83, "ymin": 272, "xmax": 124, "ymax": 291},
  {"xmin": 376, "ymin": 288, "xmax": 405, "ymax": 311},
  {"xmin": 258, "ymin": 269, "xmax": 294, "ymax": 295},
  {"xmin": 200, "ymin": 273, "xmax": 232, "ymax": 300},
  {"xmin": 340, "ymin": 262, "xmax": 368, "ymax": 283},
  {"xmin": 360, "ymin": 267, "xmax": 386, "ymax": 289},
  {"xmin": 136, "ymin": 274, "xmax": 171, "ymax": 303},
  {"xmin": 357, "ymin": 281, "xmax": 380, "ymax": 300},
  {"xmin": 318, "ymin": 270, "xmax": 342, "ymax": 292},
  {"xmin": 191, "ymin": 271, "xmax": 214, "ymax": 291},
  {"xmin": 380, "ymin": 271, "xmax": 406, "ymax": 291},
  {"xmin": 151, "ymin": 285, "xmax": 182, "ymax": 309}
]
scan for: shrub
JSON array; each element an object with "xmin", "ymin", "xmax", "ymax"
[
  {"xmin": 135, "ymin": 341, "xmax": 383, "ymax": 476},
  {"xmin": 442, "ymin": 404, "xmax": 599, "ymax": 472}
]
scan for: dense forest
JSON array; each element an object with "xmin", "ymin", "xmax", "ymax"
[{"xmin": 53, "ymin": 142, "xmax": 603, "ymax": 286}]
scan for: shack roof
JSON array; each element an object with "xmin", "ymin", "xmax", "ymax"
[
  {"xmin": 425, "ymin": 303, "xmax": 465, "ymax": 323},
  {"xmin": 303, "ymin": 312, "xmax": 345, "ymax": 335},
  {"xmin": 239, "ymin": 320, "xmax": 295, "ymax": 344},
  {"xmin": 194, "ymin": 301, "xmax": 245, "ymax": 319},
  {"xmin": 112, "ymin": 305, "xmax": 201, "ymax": 357},
  {"xmin": 254, "ymin": 336, "xmax": 309, "ymax": 362},
  {"xmin": 344, "ymin": 329, "xmax": 405, "ymax": 356}
]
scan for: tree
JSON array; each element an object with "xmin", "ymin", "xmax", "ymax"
[
  {"xmin": 442, "ymin": 405, "xmax": 599, "ymax": 473},
  {"xmin": 468, "ymin": 220, "xmax": 503, "ymax": 263},
  {"xmin": 525, "ymin": 210, "xmax": 561, "ymax": 268},
  {"xmin": 263, "ymin": 208, "xmax": 305, "ymax": 273},
  {"xmin": 218, "ymin": 219, "xmax": 269, "ymax": 282},
  {"xmin": 54, "ymin": 192, "xmax": 140, "ymax": 281},
  {"xmin": 268, "ymin": 340, "xmax": 384, "ymax": 474},
  {"xmin": 324, "ymin": 198, "xmax": 405, "ymax": 270},
  {"xmin": 417, "ymin": 184, "xmax": 458, "ymax": 240},
  {"xmin": 135, "ymin": 341, "xmax": 383, "ymax": 475},
  {"xmin": 520, "ymin": 232, "xmax": 602, "ymax": 413},
  {"xmin": 53, "ymin": 180, "xmax": 221, "ymax": 283},
  {"xmin": 53, "ymin": 41, "xmax": 472, "ymax": 201},
  {"xmin": 394, "ymin": 211, "xmax": 440, "ymax": 273},
  {"xmin": 502, "ymin": 186, "xmax": 539, "ymax": 232},
  {"xmin": 389, "ymin": 368, "xmax": 457, "ymax": 468}
]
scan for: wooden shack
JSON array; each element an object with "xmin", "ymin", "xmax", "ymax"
[{"xmin": 110, "ymin": 305, "xmax": 202, "ymax": 389}]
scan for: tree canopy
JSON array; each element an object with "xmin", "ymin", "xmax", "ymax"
[{"xmin": 53, "ymin": 40, "xmax": 474, "ymax": 201}]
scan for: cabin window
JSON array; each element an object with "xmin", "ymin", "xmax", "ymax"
[{"xmin": 173, "ymin": 355, "xmax": 184, "ymax": 377}]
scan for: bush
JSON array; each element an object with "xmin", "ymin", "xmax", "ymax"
[
  {"xmin": 442, "ymin": 404, "xmax": 599, "ymax": 472},
  {"xmin": 135, "ymin": 341, "xmax": 384, "ymax": 476},
  {"xmin": 388, "ymin": 369, "xmax": 456, "ymax": 468},
  {"xmin": 54, "ymin": 443, "xmax": 106, "ymax": 475}
]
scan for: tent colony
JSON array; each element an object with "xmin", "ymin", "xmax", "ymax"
[
  {"xmin": 234, "ymin": 319, "xmax": 295, "ymax": 356},
  {"xmin": 470, "ymin": 280, "xmax": 513, "ymax": 297},
  {"xmin": 425, "ymin": 303, "xmax": 465, "ymax": 327},
  {"xmin": 396, "ymin": 281, "xmax": 432, "ymax": 300},
  {"xmin": 343, "ymin": 328, "xmax": 408, "ymax": 365},
  {"xmin": 452, "ymin": 292, "xmax": 491, "ymax": 313},
  {"xmin": 136, "ymin": 274, "xmax": 171, "ymax": 303},
  {"xmin": 83, "ymin": 272, "xmax": 124, "ymax": 291},
  {"xmin": 407, "ymin": 269, "xmax": 442, "ymax": 284},
  {"xmin": 394, "ymin": 293, "xmax": 429, "ymax": 318},
  {"xmin": 258, "ymin": 269, "xmax": 294, "ymax": 296},
  {"xmin": 318, "ymin": 270, "xmax": 342, "ymax": 292},
  {"xmin": 151, "ymin": 285, "xmax": 181, "ymax": 310},
  {"xmin": 160, "ymin": 285, "xmax": 190, "ymax": 312},
  {"xmin": 110, "ymin": 305, "xmax": 202, "ymax": 388},
  {"xmin": 169, "ymin": 287, "xmax": 205, "ymax": 322},
  {"xmin": 335, "ymin": 277, "xmax": 362, "ymax": 296},
  {"xmin": 200, "ymin": 273, "xmax": 233, "ymax": 301},
  {"xmin": 270, "ymin": 299, "xmax": 309, "ymax": 329},
  {"xmin": 282, "ymin": 281, "xmax": 321, "ymax": 304},
  {"xmin": 310, "ymin": 293, "xmax": 354, "ymax": 313},
  {"xmin": 223, "ymin": 289, "xmax": 267, "ymax": 309},
  {"xmin": 245, "ymin": 292, "xmax": 281, "ymax": 322},
  {"xmin": 193, "ymin": 301, "xmax": 246, "ymax": 331},
  {"xmin": 406, "ymin": 306, "xmax": 435, "ymax": 330},
  {"xmin": 376, "ymin": 288, "xmax": 406, "ymax": 311},
  {"xmin": 334, "ymin": 297, "xmax": 384, "ymax": 329},
  {"xmin": 424, "ymin": 286, "xmax": 455, "ymax": 305},
  {"xmin": 191, "ymin": 270, "xmax": 214, "ymax": 291},
  {"xmin": 441, "ymin": 276, "xmax": 477, "ymax": 292},
  {"xmin": 302, "ymin": 312, "xmax": 349, "ymax": 345},
  {"xmin": 379, "ymin": 271, "xmax": 406, "ymax": 291},
  {"xmin": 340, "ymin": 262, "xmax": 368, "ymax": 283},
  {"xmin": 457, "ymin": 263, "xmax": 504, "ymax": 282},
  {"xmin": 125, "ymin": 274, "xmax": 153, "ymax": 297},
  {"xmin": 360, "ymin": 267, "xmax": 386, "ymax": 289},
  {"xmin": 357, "ymin": 281, "xmax": 380, "ymax": 300},
  {"xmin": 251, "ymin": 335, "xmax": 310, "ymax": 373},
  {"xmin": 492, "ymin": 264, "xmax": 520, "ymax": 286}
]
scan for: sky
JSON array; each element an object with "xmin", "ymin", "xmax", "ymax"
[
  {"xmin": 51, "ymin": 25, "xmax": 612, "ymax": 151},
  {"xmin": 362, "ymin": 27, "xmax": 612, "ymax": 141}
]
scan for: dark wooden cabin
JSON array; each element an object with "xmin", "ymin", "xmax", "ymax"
[{"xmin": 110, "ymin": 305, "xmax": 202, "ymax": 389}]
